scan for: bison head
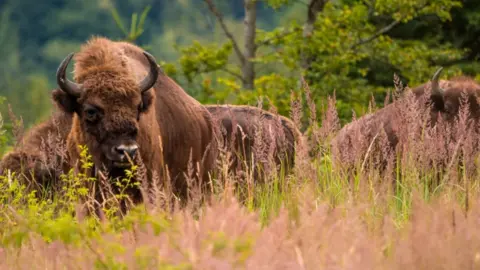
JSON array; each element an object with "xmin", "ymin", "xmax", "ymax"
[
  {"xmin": 419, "ymin": 67, "xmax": 480, "ymax": 124},
  {"xmin": 52, "ymin": 51, "xmax": 159, "ymax": 171}
]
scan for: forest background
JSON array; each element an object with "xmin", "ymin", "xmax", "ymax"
[{"xmin": 0, "ymin": 0, "xmax": 478, "ymax": 153}]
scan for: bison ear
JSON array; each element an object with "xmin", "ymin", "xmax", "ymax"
[
  {"xmin": 140, "ymin": 90, "xmax": 154, "ymax": 113},
  {"xmin": 52, "ymin": 88, "xmax": 79, "ymax": 114}
]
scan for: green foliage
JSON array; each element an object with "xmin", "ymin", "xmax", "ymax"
[
  {"xmin": 0, "ymin": 103, "xmax": 11, "ymax": 155},
  {"xmin": 111, "ymin": 5, "xmax": 152, "ymax": 44},
  {"xmin": 373, "ymin": 0, "xmax": 462, "ymax": 22},
  {"xmin": 165, "ymin": 0, "xmax": 470, "ymax": 123},
  {"xmin": 177, "ymin": 41, "xmax": 234, "ymax": 83}
]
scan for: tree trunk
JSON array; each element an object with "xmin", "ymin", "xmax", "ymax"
[
  {"xmin": 300, "ymin": 0, "xmax": 328, "ymax": 71},
  {"xmin": 243, "ymin": 0, "xmax": 257, "ymax": 90}
]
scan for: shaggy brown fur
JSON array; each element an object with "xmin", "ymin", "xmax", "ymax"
[
  {"xmin": 0, "ymin": 104, "xmax": 73, "ymax": 192},
  {"xmin": 52, "ymin": 37, "xmax": 218, "ymax": 213},
  {"xmin": 410, "ymin": 75, "xmax": 480, "ymax": 124},
  {"xmin": 331, "ymin": 69, "xmax": 480, "ymax": 172},
  {"xmin": 205, "ymin": 104, "xmax": 303, "ymax": 179}
]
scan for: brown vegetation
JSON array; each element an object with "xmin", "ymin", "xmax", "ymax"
[
  {"xmin": 2, "ymin": 193, "xmax": 480, "ymax": 269},
  {"xmin": 1, "ymin": 70, "xmax": 480, "ymax": 269}
]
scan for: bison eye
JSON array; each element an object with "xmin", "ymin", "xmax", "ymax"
[
  {"xmin": 83, "ymin": 105, "xmax": 100, "ymax": 122},
  {"xmin": 85, "ymin": 109, "xmax": 97, "ymax": 121}
]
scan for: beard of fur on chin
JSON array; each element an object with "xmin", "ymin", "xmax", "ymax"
[
  {"xmin": 92, "ymin": 160, "xmax": 141, "ymax": 202},
  {"xmin": 89, "ymin": 154, "xmax": 135, "ymax": 184}
]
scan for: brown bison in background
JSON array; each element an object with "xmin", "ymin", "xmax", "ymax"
[
  {"xmin": 51, "ymin": 37, "xmax": 218, "ymax": 212},
  {"xmin": 331, "ymin": 67, "xmax": 480, "ymax": 173},
  {"xmin": 0, "ymin": 106, "xmax": 73, "ymax": 192},
  {"xmin": 205, "ymin": 104, "xmax": 304, "ymax": 180}
]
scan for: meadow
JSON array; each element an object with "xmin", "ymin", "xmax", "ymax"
[{"xmin": 0, "ymin": 78, "xmax": 479, "ymax": 270}]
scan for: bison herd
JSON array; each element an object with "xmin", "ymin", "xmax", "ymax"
[{"xmin": 1, "ymin": 37, "xmax": 480, "ymax": 218}]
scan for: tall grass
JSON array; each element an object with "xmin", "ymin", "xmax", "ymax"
[{"xmin": 0, "ymin": 78, "xmax": 480, "ymax": 269}]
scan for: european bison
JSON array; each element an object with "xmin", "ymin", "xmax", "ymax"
[
  {"xmin": 331, "ymin": 67, "xmax": 480, "ymax": 173},
  {"xmin": 0, "ymin": 106, "xmax": 72, "ymax": 193},
  {"xmin": 205, "ymin": 104, "xmax": 304, "ymax": 180},
  {"xmin": 52, "ymin": 37, "xmax": 218, "ymax": 213}
]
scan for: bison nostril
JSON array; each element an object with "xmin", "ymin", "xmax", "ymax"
[{"xmin": 114, "ymin": 144, "xmax": 139, "ymax": 158}]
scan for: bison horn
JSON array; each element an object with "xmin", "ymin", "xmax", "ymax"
[
  {"xmin": 56, "ymin": 52, "xmax": 83, "ymax": 98},
  {"xmin": 431, "ymin": 67, "xmax": 444, "ymax": 97},
  {"xmin": 139, "ymin": 51, "xmax": 160, "ymax": 93}
]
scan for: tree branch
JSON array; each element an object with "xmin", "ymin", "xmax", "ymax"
[
  {"xmin": 350, "ymin": 19, "xmax": 401, "ymax": 49},
  {"xmin": 350, "ymin": 3, "xmax": 430, "ymax": 50},
  {"xmin": 360, "ymin": 0, "xmax": 375, "ymax": 18},
  {"xmin": 221, "ymin": 67, "xmax": 245, "ymax": 82},
  {"xmin": 257, "ymin": 26, "xmax": 302, "ymax": 48},
  {"xmin": 203, "ymin": 0, "xmax": 245, "ymax": 65}
]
